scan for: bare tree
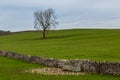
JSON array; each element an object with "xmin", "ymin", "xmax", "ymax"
[{"xmin": 34, "ymin": 8, "xmax": 58, "ymax": 39}]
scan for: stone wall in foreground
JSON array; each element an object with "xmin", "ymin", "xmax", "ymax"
[{"xmin": 0, "ymin": 50, "xmax": 120, "ymax": 75}]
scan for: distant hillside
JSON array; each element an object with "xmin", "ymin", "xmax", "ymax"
[{"xmin": 0, "ymin": 30, "xmax": 11, "ymax": 36}]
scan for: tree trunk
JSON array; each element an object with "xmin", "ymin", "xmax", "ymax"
[{"xmin": 43, "ymin": 29, "xmax": 46, "ymax": 39}]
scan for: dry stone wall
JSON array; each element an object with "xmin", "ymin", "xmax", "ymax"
[
  {"xmin": 99, "ymin": 62, "xmax": 120, "ymax": 75},
  {"xmin": 0, "ymin": 50, "xmax": 120, "ymax": 75}
]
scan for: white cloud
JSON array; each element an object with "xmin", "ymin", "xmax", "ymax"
[{"xmin": 0, "ymin": 0, "xmax": 120, "ymax": 31}]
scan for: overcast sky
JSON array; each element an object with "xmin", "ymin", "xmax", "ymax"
[{"xmin": 0, "ymin": 0, "xmax": 120, "ymax": 31}]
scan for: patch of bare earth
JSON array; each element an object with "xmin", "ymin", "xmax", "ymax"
[{"xmin": 25, "ymin": 68, "xmax": 86, "ymax": 75}]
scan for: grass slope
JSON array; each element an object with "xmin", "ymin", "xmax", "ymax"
[
  {"xmin": 0, "ymin": 29, "xmax": 120, "ymax": 61},
  {"xmin": 0, "ymin": 56, "xmax": 120, "ymax": 80}
]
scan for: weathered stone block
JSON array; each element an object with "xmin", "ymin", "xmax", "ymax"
[
  {"xmin": 23, "ymin": 55, "xmax": 31, "ymax": 62},
  {"xmin": 14, "ymin": 53, "xmax": 24, "ymax": 60},
  {"xmin": 89, "ymin": 61, "xmax": 100, "ymax": 73},
  {"xmin": 81, "ymin": 60, "xmax": 90, "ymax": 72},
  {"xmin": 0, "ymin": 50, "xmax": 7, "ymax": 56},
  {"xmin": 29, "ymin": 56, "xmax": 37, "ymax": 63},
  {"xmin": 6, "ymin": 52, "xmax": 16, "ymax": 58},
  {"xmin": 62, "ymin": 64, "xmax": 81, "ymax": 72}
]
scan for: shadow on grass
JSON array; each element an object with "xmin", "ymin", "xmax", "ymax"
[{"xmin": 22, "ymin": 33, "xmax": 80, "ymax": 41}]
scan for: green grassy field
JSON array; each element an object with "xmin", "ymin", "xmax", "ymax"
[
  {"xmin": 0, "ymin": 29, "xmax": 120, "ymax": 80},
  {"xmin": 0, "ymin": 56, "xmax": 120, "ymax": 80},
  {"xmin": 0, "ymin": 29, "xmax": 120, "ymax": 61}
]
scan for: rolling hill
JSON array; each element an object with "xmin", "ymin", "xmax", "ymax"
[{"xmin": 0, "ymin": 29, "xmax": 120, "ymax": 61}]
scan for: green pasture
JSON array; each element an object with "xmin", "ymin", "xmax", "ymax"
[
  {"xmin": 0, "ymin": 29, "xmax": 120, "ymax": 61},
  {"xmin": 0, "ymin": 29, "xmax": 120, "ymax": 80}
]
